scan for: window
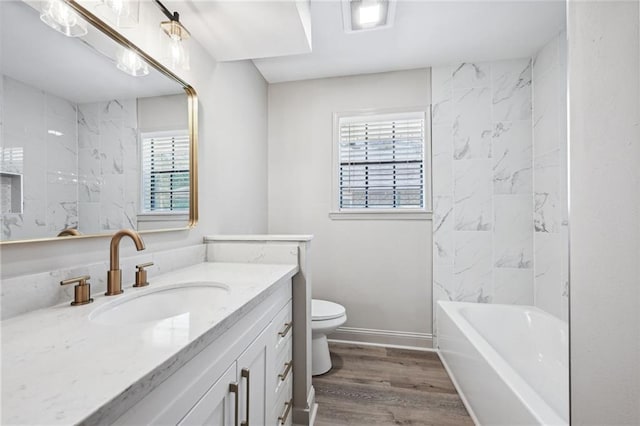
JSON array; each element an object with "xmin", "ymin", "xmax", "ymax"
[
  {"xmin": 332, "ymin": 109, "xmax": 430, "ymax": 218},
  {"xmin": 141, "ymin": 130, "xmax": 189, "ymax": 213}
]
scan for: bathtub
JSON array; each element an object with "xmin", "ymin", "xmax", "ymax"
[{"xmin": 436, "ymin": 301, "xmax": 568, "ymax": 426}]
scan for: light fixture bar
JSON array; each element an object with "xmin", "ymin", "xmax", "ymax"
[
  {"xmin": 153, "ymin": 0, "xmax": 180, "ymax": 22},
  {"xmin": 154, "ymin": 0, "xmax": 190, "ymax": 40},
  {"xmin": 153, "ymin": 0, "xmax": 176, "ymax": 21}
]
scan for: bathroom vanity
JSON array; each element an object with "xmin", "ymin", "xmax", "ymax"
[
  {"xmin": 0, "ymin": 1, "xmax": 318, "ymax": 423},
  {"xmin": 1, "ymin": 260, "xmax": 307, "ymax": 425},
  {"xmin": 114, "ymin": 269, "xmax": 295, "ymax": 426}
]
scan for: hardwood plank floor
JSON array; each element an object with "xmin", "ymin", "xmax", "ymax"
[{"xmin": 313, "ymin": 343, "xmax": 473, "ymax": 426}]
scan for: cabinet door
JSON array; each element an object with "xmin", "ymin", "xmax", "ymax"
[
  {"xmin": 179, "ymin": 362, "xmax": 238, "ymax": 426},
  {"xmin": 237, "ymin": 325, "xmax": 272, "ymax": 426}
]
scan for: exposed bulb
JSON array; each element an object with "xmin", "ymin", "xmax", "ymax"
[
  {"xmin": 97, "ymin": 0, "xmax": 138, "ymax": 28},
  {"xmin": 116, "ymin": 48, "xmax": 149, "ymax": 77},
  {"xmin": 168, "ymin": 37, "xmax": 190, "ymax": 71},
  {"xmin": 40, "ymin": 0, "xmax": 88, "ymax": 37},
  {"xmin": 104, "ymin": 0, "xmax": 129, "ymax": 18}
]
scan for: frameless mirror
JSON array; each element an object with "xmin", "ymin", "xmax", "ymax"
[{"xmin": 0, "ymin": 0, "xmax": 198, "ymax": 243}]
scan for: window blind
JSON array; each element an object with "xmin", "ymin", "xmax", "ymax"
[
  {"xmin": 141, "ymin": 132, "xmax": 189, "ymax": 213},
  {"xmin": 339, "ymin": 114, "xmax": 425, "ymax": 209}
]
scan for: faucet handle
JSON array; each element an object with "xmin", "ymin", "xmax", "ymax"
[
  {"xmin": 133, "ymin": 262, "xmax": 154, "ymax": 288},
  {"xmin": 60, "ymin": 275, "xmax": 93, "ymax": 306}
]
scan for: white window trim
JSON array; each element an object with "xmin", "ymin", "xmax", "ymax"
[
  {"xmin": 139, "ymin": 129, "xmax": 190, "ymax": 219},
  {"xmin": 137, "ymin": 212, "xmax": 189, "ymax": 222},
  {"xmin": 330, "ymin": 106, "xmax": 433, "ymax": 220}
]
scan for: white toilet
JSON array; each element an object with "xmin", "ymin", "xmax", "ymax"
[{"xmin": 311, "ymin": 299, "xmax": 347, "ymax": 376}]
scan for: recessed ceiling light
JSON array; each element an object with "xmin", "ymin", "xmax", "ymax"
[
  {"xmin": 48, "ymin": 130, "xmax": 64, "ymax": 136},
  {"xmin": 358, "ymin": 4, "xmax": 381, "ymax": 26},
  {"xmin": 343, "ymin": 0, "xmax": 395, "ymax": 33}
]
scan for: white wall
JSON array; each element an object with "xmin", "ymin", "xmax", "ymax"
[
  {"xmin": 569, "ymin": 1, "xmax": 640, "ymax": 424},
  {"xmin": 137, "ymin": 94, "xmax": 187, "ymax": 133},
  {"xmin": 0, "ymin": 1, "xmax": 268, "ymax": 278},
  {"xmin": 268, "ymin": 70, "xmax": 433, "ymax": 347}
]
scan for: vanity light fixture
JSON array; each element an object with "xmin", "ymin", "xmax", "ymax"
[
  {"xmin": 116, "ymin": 46, "xmax": 149, "ymax": 76},
  {"xmin": 40, "ymin": 0, "xmax": 88, "ymax": 37},
  {"xmin": 97, "ymin": 0, "xmax": 139, "ymax": 28},
  {"xmin": 342, "ymin": 0, "xmax": 396, "ymax": 33},
  {"xmin": 154, "ymin": 0, "xmax": 191, "ymax": 71}
]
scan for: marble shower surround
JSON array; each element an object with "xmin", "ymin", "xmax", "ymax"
[
  {"xmin": 0, "ymin": 75, "xmax": 79, "ymax": 240},
  {"xmin": 432, "ymin": 58, "xmax": 535, "ymax": 314},
  {"xmin": 77, "ymin": 98, "xmax": 139, "ymax": 234},
  {"xmin": 0, "ymin": 76, "xmax": 140, "ymax": 240}
]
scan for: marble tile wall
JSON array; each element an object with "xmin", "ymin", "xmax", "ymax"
[
  {"xmin": 1, "ymin": 244, "xmax": 206, "ymax": 320},
  {"xmin": 532, "ymin": 32, "xmax": 569, "ymax": 322},
  {"xmin": 432, "ymin": 41, "xmax": 569, "ymax": 325},
  {"xmin": 77, "ymin": 99, "xmax": 138, "ymax": 234},
  {"xmin": 0, "ymin": 77, "xmax": 140, "ymax": 240},
  {"xmin": 432, "ymin": 59, "xmax": 535, "ymax": 321},
  {"xmin": 1, "ymin": 75, "xmax": 79, "ymax": 240}
]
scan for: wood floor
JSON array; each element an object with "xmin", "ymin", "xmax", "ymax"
[{"xmin": 313, "ymin": 342, "xmax": 473, "ymax": 426}]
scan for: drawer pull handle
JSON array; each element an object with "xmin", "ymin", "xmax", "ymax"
[
  {"xmin": 278, "ymin": 399, "xmax": 293, "ymax": 425},
  {"xmin": 241, "ymin": 368, "xmax": 250, "ymax": 426},
  {"xmin": 278, "ymin": 361, "xmax": 293, "ymax": 382},
  {"xmin": 229, "ymin": 382, "xmax": 239, "ymax": 426},
  {"xmin": 278, "ymin": 322, "xmax": 292, "ymax": 338}
]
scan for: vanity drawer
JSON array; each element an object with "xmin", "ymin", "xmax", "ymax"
[
  {"xmin": 271, "ymin": 368, "xmax": 293, "ymax": 426},
  {"xmin": 273, "ymin": 336, "xmax": 293, "ymax": 396},
  {"xmin": 273, "ymin": 301, "xmax": 293, "ymax": 352}
]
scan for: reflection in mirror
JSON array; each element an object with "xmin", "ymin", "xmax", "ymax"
[{"xmin": 0, "ymin": 0, "xmax": 195, "ymax": 243}]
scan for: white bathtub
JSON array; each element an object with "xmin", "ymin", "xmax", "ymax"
[{"xmin": 437, "ymin": 301, "xmax": 569, "ymax": 426}]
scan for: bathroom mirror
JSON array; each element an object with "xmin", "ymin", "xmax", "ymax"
[{"xmin": 0, "ymin": 0, "xmax": 198, "ymax": 244}]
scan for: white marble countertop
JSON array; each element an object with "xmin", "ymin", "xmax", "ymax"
[
  {"xmin": 1, "ymin": 262, "xmax": 298, "ymax": 425},
  {"xmin": 204, "ymin": 234, "xmax": 313, "ymax": 242}
]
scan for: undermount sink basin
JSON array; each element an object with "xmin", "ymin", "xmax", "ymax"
[{"xmin": 89, "ymin": 282, "xmax": 230, "ymax": 326}]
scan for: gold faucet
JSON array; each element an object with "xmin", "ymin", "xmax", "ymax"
[
  {"xmin": 57, "ymin": 228, "xmax": 81, "ymax": 237},
  {"xmin": 106, "ymin": 229, "xmax": 146, "ymax": 296}
]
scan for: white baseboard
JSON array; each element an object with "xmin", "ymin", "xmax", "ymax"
[{"xmin": 328, "ymin": 326, "xmax": 433, "ymax": 350}]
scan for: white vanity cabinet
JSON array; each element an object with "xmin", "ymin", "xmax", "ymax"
[
  {"xmin": 114, "ymin": 281, "xmax": 293, "ymax": 426},
  {"xmin": 178, "ymin": 363, "xmax": 237, "ymax": 425}
]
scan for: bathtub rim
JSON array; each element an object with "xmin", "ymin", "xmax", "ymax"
[{"xmin": 437, "ymin": 300, "xmax": 568, "ymax": 426}]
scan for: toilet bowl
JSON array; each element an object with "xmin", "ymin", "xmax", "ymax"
[{"xmin": 311, "ymin": 299, "xmax": 347, "ymax": 376}]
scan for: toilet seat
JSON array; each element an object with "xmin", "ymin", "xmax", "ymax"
[{"xmin": 312, "ymin": 299, "xmax": 346, "ymax": 321}]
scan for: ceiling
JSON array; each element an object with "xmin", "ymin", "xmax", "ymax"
[
  {"xmin": 182, "ymin": 0, "xmax": 566, "ymax": 84},
  {"xmin": 168, "ymin": 0, "xmax": 312, "ymax": 62}
]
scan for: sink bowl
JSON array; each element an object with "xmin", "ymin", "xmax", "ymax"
[{"xmin": 89, "ymin": 282, "xmax": 230, "ymax": 326}]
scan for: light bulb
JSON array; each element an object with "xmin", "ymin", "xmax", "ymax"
[
  {"xmin": 106, "ymin": 0, "xmax": 128, "ymax": 18},
  {"xmin": 168, "ymin": 38, "xmax": 190, "ymax": 71},
  {"xmin": 160, "ymin": 19, "xmax": 191, "ymax": 71},
  {"xmin": 116, "ymin": 47, "xmax": 149, "ymax": 77},
  {"xmin": 98, "ymin": 0, "xmax": 138, "ymax": 28},
  {"xmin": 40, "ymin": 0, "xmax": 88, "ymax": 37}
]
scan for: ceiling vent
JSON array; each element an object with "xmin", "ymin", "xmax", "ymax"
[{"xmin": 342, "ymin": 0, "xmax": 396, "ymax": 33}]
